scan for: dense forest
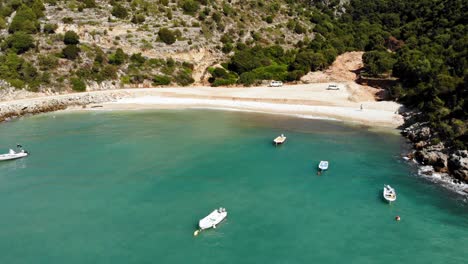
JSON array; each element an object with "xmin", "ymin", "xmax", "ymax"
[{"xmin": 0, "ymin": 0, "xmax": 466, "ymax": 148}]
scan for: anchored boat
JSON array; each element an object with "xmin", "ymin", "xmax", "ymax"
[
  {"xmin": 318, "ymin": 160, "xmax": 329, "ymax": 171},
  {"xmin": 194, "ymin": 207, "xmax": 228, "ymax": 236},
  {"xmin": 0, "ymin": 145, "xmax": 29, "ymax": 161},
  {"xmin": 383, "ymin": 185, "xmax": 397, "ymax": 203},
  {"xmin": 199, "ymin": 207, "xmax": 227, "ymax": 230},
  {"xmin": 273, "ymin": 134, "xmax": 287, "ymax": 145}
]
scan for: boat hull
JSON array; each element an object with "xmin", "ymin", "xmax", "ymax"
[
  {"xmin": 383, "ymin": 185, "xmax": 397, "ymax": 202},
  {"xmin": 273, "ymin": 136, "xmax": 286, "ymax": 145},
  {"xmin": 0, "ymin": 153, "xmax": 28, "ymax": 161},
  {"xmin": 318, "ymin": 161, "xmax": 329, "ymax": 171},
  {"xmin": 199, "ymin": 209, "xmax": 228, "ymax": 230}
]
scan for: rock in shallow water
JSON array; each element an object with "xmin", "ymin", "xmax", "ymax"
[
  {"xmin": 448, "ymin": 150, "xmax": 468, "ymax": 182},
  {"xmin": 415, "ymin": 149, "xmax": 448, "ymax": 171}
]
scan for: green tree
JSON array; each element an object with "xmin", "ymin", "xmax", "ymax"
[
  {"xmin": 9, "ymin": 5, "xmax": 39, "ymax": 33},
  {"xmin": 31, "ymin": 0, "xmax": 46, "ymax": 18},
  {"xmin": 5, "ymin": 31, "xmax": 35, "ymax": 54},
  {"xmin": 363, "ymin": 51, "xmax": 396, "ymax": 76}
]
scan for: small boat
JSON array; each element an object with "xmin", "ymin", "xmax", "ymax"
[
  {"xmin": 0, "ymin": 145, "xmax": 29, "ymax": 161},
  {"xmin": 199, "ymin": 207, "xmax": 227, "ymax": 230},
  {"xmin": 383, "ymin": 185, "xmax": 397, "ymax": 203},
  {"xmin": 318, "ymin": 160, "xmax": 329, "ymax": 171},
  {"xmin": 273, "ymin": 134, "xmax": 287, "ymax": 145}
]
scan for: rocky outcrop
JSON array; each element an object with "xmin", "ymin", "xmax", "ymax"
[
  {"xmin": 415, "ymin": 148, "xmax": 448, "ymax": 172},
  {"xmin": 402, "ymin": 115, "xmax": 468, "ymax": 183},
  {"xmin": 0, "ymin": 92, "xmax": 127, "ymax": 122},
  {"xmin": 448, "ymin": 151, "xmax": 468, "ymax": 182},
  {"xmin": 402, "ymin": 122, "xmax": 431, "ymax": 142}
]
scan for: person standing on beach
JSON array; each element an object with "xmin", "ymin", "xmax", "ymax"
[{"xmin": 360, "ymin": 104, "xmax": 363, "ymax": 111}]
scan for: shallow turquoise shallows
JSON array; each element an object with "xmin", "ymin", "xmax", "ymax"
[{"xmin": 0, "ymin": 110, "xmax": 466, "ymax": 264}]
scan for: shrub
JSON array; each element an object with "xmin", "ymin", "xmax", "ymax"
[
  {"xmin": 130, "ymin": 53, "xmax": 146, "ymax": 65},
  {"xmin": 111, "ymin": 4, "xmax": 128, "ymax": 19},
  {"xmin": 62, "ymin": 17, "xmax": 74, "ymax": 24},
  {"xmin": 131, "ymin": 14, "xmax": 146, "ymax": 24},
  {"xmin": 212, "ymin": 67, "xmax": 229, "ymax": 79},
  {"xmin": 212, "ymin": 12, "xmax": 221, "ymax": 23},
  {"xmin": 43, "ymin": 23, "xmax": 58, "ymax": 34},
  {"xmin": 109, "ymin": 48, "xmax": 126, "ymax": 65},
  {"xmin": 5, "ymin": 31, "xmax": 35, "ymax": 54},
  {"xmin": 63, "ymin": 30, "xmax": 80, "ymax": 45},
  {"xmin": 100, "ymin": 65, "xmax": 118, "ymax": 80},
  {"xmin": 158, "ymin": 28, "xmax": 176, "ymax": 45},
  {"xmin": 38, "ymin": 54, "xmax": 59, "ymax": 70},
  {"xmin": 82, "ymin": 0, "xmax": 96, "ymax": 8},
  {"xmin": 294, "ymin": 23, "xmax": 307, "ymax": 34},
  {"xmin": 71, "ymin": 78, "xmax": 86, "ymax": 91},
  {"xmin": 212, "ymin": 78, "xmax": 236, "ymax": 87},
  {"xmin": 0, "ymin": 17, "xmax": 6, "ymax": 30},
  {"xmin": 181, "ymin": 0, "xmax": 200, "ymax": 14},
  {"xmin": 239, "ymin": 72, "xmax": 256, "ymax": 86},
  {"xmin": 222, "ymin": 43, "xmax": 233, "ymax": 53},
  {"xmin": 152, "ymin": 75, "xmax": 171, "ymax": 85},
  {"xmin": 62, "ymin": 45, "xmax": 80, "ymax": 60},
  {"xmin": 174, "ymin": 70, "xmax": 194, "ymax": 86}
]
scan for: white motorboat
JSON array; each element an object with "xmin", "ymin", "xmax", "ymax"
[
  {"xmin": 273, "ymin": 134, "xmax": 287, "ymax": 145},
  {"xmin": 199, "ymin": 207, "xmax": 227, "ymax": 230},
  {"xmin": 383, "ymin": 185, "xmax": 397, "ymax": 203},
  {"xmin": 0, "ymin": 146, "xmax": 29, "ymax": 161},
  {"xmin": 318, "ymin": 160, "xmax": 329, "ymax": 171}
]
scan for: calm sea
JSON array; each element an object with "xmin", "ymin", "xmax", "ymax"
[{"xmin": 0, "ymin": 110, "xmax": 466, "ymax": 264}]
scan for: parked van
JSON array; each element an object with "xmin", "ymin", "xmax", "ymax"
[{"xmin": 269, "ymin": 81, "xmax": 283, "ymax": 87}]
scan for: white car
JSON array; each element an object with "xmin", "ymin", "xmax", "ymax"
[
  {"xmin": 269, "ymin": 81, "xmax": 283, "ymax": 87},
  {"xmin": 327, "ymin": 84, "xmax": 340, "ymax": 90}
]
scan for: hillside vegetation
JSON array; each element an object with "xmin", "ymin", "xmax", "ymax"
[{"xmin": 0, "ymin": 0, "xmax": 466, "ymax": 149}]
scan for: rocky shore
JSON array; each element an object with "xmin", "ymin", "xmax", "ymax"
[
  {"xmin": 0, "ymin": 91, "xmax": 128, "ymax": 122},
  {"xmin": 401, "ymin": 112, "xmax": 468, "ymax": 191}
]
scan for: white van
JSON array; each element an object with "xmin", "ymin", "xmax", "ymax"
[
  {"xmin": 269, "ymin": 81, "xmax": 283, "ymax": 87},
  {"xmin": 327, "ymin": 84, "xmax": 340, "ymax": 90}
]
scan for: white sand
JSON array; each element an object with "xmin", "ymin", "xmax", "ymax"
[{"xmin": 94, "ymin": 83, "xmax": 404, "ymax": 128}]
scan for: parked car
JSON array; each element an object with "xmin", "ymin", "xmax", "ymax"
[
  {"xmin": 269, "ymin": 81, "xmax": 283, "ymax": 87},
  {"xmin": 326, "ymin": 84, "xmax": 340, "ymax": 90}
]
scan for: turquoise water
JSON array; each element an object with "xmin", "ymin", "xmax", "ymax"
[{"xmin": 0, "ymin": 110, "xmax": 466, "ymax": 264}]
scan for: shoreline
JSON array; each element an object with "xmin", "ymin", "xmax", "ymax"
[
  {"xmin": 2, "ymin": 84, "xmax": 467, "ymax": 195},
  {"xmin": 1, "ymin": 83, "xmax": 403, "ymax": 129}
]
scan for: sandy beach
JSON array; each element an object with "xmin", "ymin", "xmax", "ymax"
[
  {"xmin": 96, "ymin": 83, "xmax": 404, "ymax": 128},
  {"xmin": 1, "ymin": 82, "xmax": 404, "ymax": 128}
]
